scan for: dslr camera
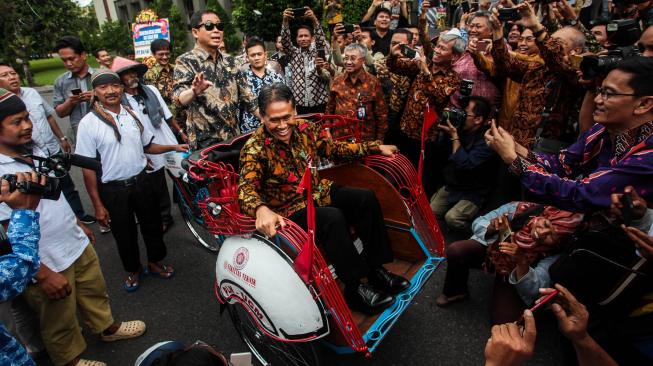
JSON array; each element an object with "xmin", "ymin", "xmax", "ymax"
[
  {"xmin": 580, "ymin": 19, "xmax": 642, "ymax": 80},
  {"xmin": 2, "ymin": 152, "xmax": 101, "ymax": 200},
  {"xmin": 437, "ymin": 79, "xmax": 474, "ymax": 129}
]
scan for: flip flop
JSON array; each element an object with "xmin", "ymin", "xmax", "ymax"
[
  {"xmin": 148, "ymin": 263, "xmax": 175, "ymax": 279},
  {"xmin": 123, "ymin": 271, "xmax": 143, "ymax": 292}
]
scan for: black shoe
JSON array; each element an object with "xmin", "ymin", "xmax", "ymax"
[
  {"xmin": 345, "ymin": 283, "xmax": 394, "ymax": 315},
  {"xmin": 368, "ymin": 267, "xmax": 411, "ymax": 295},
  {"xmin": 79, "ymin": 214, "xmax": 96, "ymax": 224}
]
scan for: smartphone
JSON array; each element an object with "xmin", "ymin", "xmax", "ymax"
[
  {"xmin": 343, "ymin": 24, "xmax": 355, "ymax": 34},
  {"xmin": 71, "ymin": 88, "xmax": 82, "ymax": 95},
  {"xmin": 316, "ymin": 48, "xmax": 326, "ymax": 60},
  {"xmin": 425, "ymin": 0, "xmax": 439, "ymax": 7},
  {"xmin": 498, "ymin": 7, "xmax": 521, "ymax": 22},
  {"xmin": 621, "ymin": 193, "xmax": 634, "ymax": 226},
  {"xmin": 476, "ymin": 40, "xmax": 489, "ymax": 53},
  {"xmin": 461, "ymin": 1, "xmax": 470, "ymax": 13},
  {"xmin": 498, "ymin": 225, "xmax": 512, "ymax": 243},
  {"xmin": 517, "ymin": 289, "xmax": 560, "ymax": 325},
  {"xmin": 291, "ymin": 7, "xmax": 306, "ymax": 18},
  {"xmin": 401, "ymin": 44, "xmax": 417, "ymax": 59}
]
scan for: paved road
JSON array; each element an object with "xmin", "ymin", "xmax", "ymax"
[{"xmin": 34, "ymin": 89, "xmax": 565, "ymax": 365}]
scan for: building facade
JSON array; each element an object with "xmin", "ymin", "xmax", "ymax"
[{"xmin": 93, "ymin": 0, "xmax": 233, "ymax": 26}]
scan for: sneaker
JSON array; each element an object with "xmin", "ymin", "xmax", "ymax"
[
  {"xmin": 79, "ymin": 214, "xmax": 97, "ymax": 224},
  {"xmin": 100, "ymin": 225, "xmax": 111, "ymax": 234}
]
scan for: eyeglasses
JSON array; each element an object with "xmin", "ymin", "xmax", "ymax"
[
  {"xmin": 595, "ymin": 87, "xmax": 639, "ymax": 100},
  {"xmin": 195, "ymin": 21, "xmax": 224, "ymax": 32}
]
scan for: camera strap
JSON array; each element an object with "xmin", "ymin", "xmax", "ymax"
[{"xmin": 534, "ymin": 80, "xmax": 561, "ymax": 141}]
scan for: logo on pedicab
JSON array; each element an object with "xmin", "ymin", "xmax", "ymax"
[{"xmin": 233, "ymin": 247, "xmax": 249, "ymax": 270}]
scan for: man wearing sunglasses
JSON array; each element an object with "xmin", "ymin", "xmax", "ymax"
[
  {"xmin": 484, "ymin": 56, "xmax": 653, "ymax": 213},
  {"xmin": 173, "ymin": 10, "xmax": 260, "ymax": 148}
]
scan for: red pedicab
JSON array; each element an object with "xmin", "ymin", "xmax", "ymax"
[{"xmin": 178, "ymin": 114, "xmax": 446, "ymax": 365}]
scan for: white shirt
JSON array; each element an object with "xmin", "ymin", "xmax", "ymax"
[
  {"xmin": 0, "ymin": 147, "xmax": 88, "ymax": 272},
  {"xmin": 21, "ymin": 87, "xmax": 60, "ymax": 156},
  {"xmin": 124, "ymin": 85, "xmax": 176, "ymax": 172},
  {"xmin": 75, "ymin": 105, "xmax": 154, "ymax": 183}
]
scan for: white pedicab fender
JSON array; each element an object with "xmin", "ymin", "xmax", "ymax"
[{"xmin": 215, "ymin": 235, "xmax": 330, "ymax": 342}]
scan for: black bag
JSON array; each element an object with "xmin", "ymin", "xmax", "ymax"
[{"xmin": 549, "ymin": 218, "xmax": 652, "ymax": 314}]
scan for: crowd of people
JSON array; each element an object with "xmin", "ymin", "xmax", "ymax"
[{"xmin": 1, "ymin": 0, "xmax": 653, "ymax": 364}]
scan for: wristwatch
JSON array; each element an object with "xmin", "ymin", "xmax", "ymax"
[{"xmin": 60, "ymin": 136, "xmax": 69, "ymax": 142}]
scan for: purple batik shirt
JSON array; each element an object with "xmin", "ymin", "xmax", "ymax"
[{"xmin": 508, "ymin": 122, "xmax": 653, "ymax": 212}]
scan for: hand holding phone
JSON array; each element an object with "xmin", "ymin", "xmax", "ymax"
[
  {"xmin": 516, "ymin": 289, "xmax": 559, "ymax": 325},
  {"xmin": 71, "ymin": 88, "xmax": 82, "ymax": 96},
  {"xmin": 620, "ymin": 193, "xmax": 634, "ymax": 226},
  {"xmin": 401, "ymin": 44, "xmax": 417, "ymax": 59},
  {"xmin": 476, "ymin": 40, "xmax": 490, "ymax": 53},
  {"xmin": 291, "ymin": 7, "xmax": 307, "ymax": 18},
  {"xmin": 343, "ymin": 24, "xmax": 355, "ymax": 34},
  {"xmin": 316, "ymin": 48, "xmax": 326, "ymax": 60}
]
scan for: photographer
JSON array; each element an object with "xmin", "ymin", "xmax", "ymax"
[
  {"xmin": 0, "ymin": 88, "xmax": 146, "ymax": 366},
  {"xmin": 430, "ymin": 96, "xmax": 497, "ymax": 231},
  {"xmin": 0, "ymin": 172, "xmax": 42, "ymax": 366}
]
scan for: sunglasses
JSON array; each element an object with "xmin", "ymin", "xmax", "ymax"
[{"xmin": 195, "ymin": 21, "xmax": 224, "ymax": 32}]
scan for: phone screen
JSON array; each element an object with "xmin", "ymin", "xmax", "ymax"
[
  {"xmin": 292, "ymin": 8, "xmax": 306, "ymax": 17},
  {"xmin": 71, "ymin": 88, "xmax": 82, "ymax": 95},
  {"xmin": 317, "ymin": 49, "xmax": 326, "ymax": 60},
  {"xmin": 476, "ymin": 40, "xmax": 489, "ymax": 53},
  {"xmin": 401, "ymin": 45, "xmax": 416, "ymax": 59}
]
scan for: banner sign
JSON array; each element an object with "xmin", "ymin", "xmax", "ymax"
[{"xmin": 132, "ymin": 11, "xmax": 170, "ymax": 59}]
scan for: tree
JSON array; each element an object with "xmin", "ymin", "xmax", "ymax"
[
  {"xmin": 231, "ymin": 0, "xmax": 320, "ymax": 42},
  {"xmin": 149, "ymin": 0, "xmax": 190, "ymax": 58},
  {"xmin": 97, "ymin": 21, "xmax": 133, "ymax": 55},
  {"xmin": 342, "ymin": 1, "xmax": 370, "ymax": 25}
]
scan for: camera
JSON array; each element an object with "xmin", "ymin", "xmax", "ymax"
[
  {"xmin": 580, "ymin": 19, "xmax": 642, "ymax": 80},
  {"xmin": 437, "ymin": 79, "xmax": 474, "ymax": 129},
  {"xmin": 498, "ymin": 8, "xmax": 521, "ymax": 22},
  {"xmin": 2, "ymin": 152, "xmax": 101, "ymax": 200}
]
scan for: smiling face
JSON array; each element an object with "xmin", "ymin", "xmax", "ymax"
[
  {"xmin": 343, "ymin": 49, "xmax": 365, "ymax": 74},
  {"xmin": 0, "ymin": 65, "xmax": 21, "ymax": 94},
  {"xmin": 296, "ymin": 28, "xmax": 313, "ymax": 49},
  {"xmin": 153, "ymin": 49, "xmax": 171, "ymax": 66},
  {"xmin": 374, "ymin": 11, "xmax": 391, "ymax": 31},
  {"xmin": 508, "ymin": 24, "xmax": 521, "ymax": 46},
  {"xmin": 468, "ymin": 15, "xmax": 491, "ymax": 40},
  {"xmin": 517, "ymin": 29, "xmax": 539, "ymax": 56},
  {"xmin": 530, "ymin": 217, "xmax": 559, "ymax": 246},
  {"xmin": 0, "ymin": 111, "xmax": 32, "ymax": 147},
  {"xmin": 96, "ymin": 50, "xmax": 113, "ymax": 67},
  {"xmin": 262, "ymin": 100, "xmax": 295, "ymax": 144},
  {"xmin": 432, "ymin": 38, "xmax": 455, "ymax": 65},
  {"xmin": 592, "ymin": 69, "xmax": 647, "ymax": 129},
  {"xmin": 192, "ymin": 13, "xmax": 223, "ymax": 50}
]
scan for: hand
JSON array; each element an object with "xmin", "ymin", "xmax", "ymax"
[
  {"xmin": 459, "ymin": 12, "xmax": 472, "ymax": 29},
  {"xmin": 67, "ymin": 93, "xmax": 83, "ymax": 106},
  {"xmin": 255, "ymin": 205, "xmax": 286, "ymax": 238},
  {"xmin": 436, "ymin": 119, "xmax": 459, "ymax": 139},
  {"xmin": 304, "ymin": 8, "xmax": 318, "ymax": 23},
  {"xmin": 192, "ymin": 72, "xmax": 213, "ymax": 96},
  {"xmin": 36, "ymin": 266, "xmax": 72, "ymax": 300},
  {"xmin": 175, "ymin": 144, "xmax": 190, "ymax": 152},
  {"xmin": 623, "ymin": 226, "xmax": 653, "ymax": 260},
  {"xmin": 79, "ymin": 222, "xmax": 96, "ymax": 245},
  {"xmin": 390, "ymin": 43, "xmax": 404, "ymax": 57},
  {"xmin": 515, "ymin": 2, "xmax": 542, "ymax": 30},
  {"xmin": 180, "ymin": 132, "xmax": 189, "ymax": 143},
  {"xmin": 421, "ymin": 1, "xmax": 432, "ymax": 14},
  {"xmin": 554, "ymin": 0, "xmax": 577, "ymax": 21},
  {"xmin": 353, "ymin": 25, "xmax": 362, "ymax": 42},
  {"xmin": 379, "ymin": 144, "xmax": 399, "ymax": 158},
  {"xmin": 333, "ymin": 23, "xmax": 345, "ymax": 36},
  {"xmin": 610, "ymin": 186, "xmax": 647, "ymax": 221},
  {"xmin": 60, "ymin": 139, "xmax": 72, "ymax": 153},
  {"xmin": 283, "ymin": 8, "xmax": 295, "ymax": 22},
  {"xmin": 485, "ymin": 121, "xmax": 518, "ymax": 164},
  {"xmin": 484, "ymin": 310, "xmax": 536, "ymax": 366},
  {"xmin": 489, "ymin": 14, "xmax": 504, "ymax": 41},
  {"xmin": 372, "ymin": 0, "xmax": 384, "ymax": 7},
  {"xmin": 540, "ymin": 284, "xmax": 589, "ymax": 343},
  {"xmin": 79, "ymin": 91, "xmax": 94, "ymax": 102},
  {"xmin": 499, "ymin": 241, "xmax": 528, "ymax": 266},
  {"xmin": 315, "ymin": 57, "xmax": 327, "ymax": 70},
  {"xmin": 486, "ymin": 214, "xmax": 510, "ymax": 237},
  {"xmin": 95, "ymin": 205, "xmax": 110, "ymax": 228},
  {"xmin": 0, "ymin": 171, "xmax": 45, "ymax": 210}
]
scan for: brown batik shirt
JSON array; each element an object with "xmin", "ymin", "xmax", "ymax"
[
  {"xmin": 387, "ymin": 55, "xmax": 460, "ymax": 141},
  {"xmin": 491, "ymin": 34, "xmax": 579, "ymax": 147},
  {"xmin": 144, "ymin": 63, "xmax": 174, "ymax": 106},
  {"xmin": 238, "ymin": 120, "xmax": 380, "ymax": 218},
  {"xmin": 325, "ymin": 70, "xmax": 388, "ymax": 141},
  {"xmin": 173, "ymin": 45, "xmax": 257, "ymax": 147}
]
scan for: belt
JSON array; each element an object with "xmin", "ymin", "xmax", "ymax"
[{"xmin": 102, "ymin": 170, "xmax": 146, "ymax": 187}]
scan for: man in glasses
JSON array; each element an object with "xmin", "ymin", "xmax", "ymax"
[
  {"xmin": 484, "ymin": 56, "xmax": 653, "ymax": 212},
  {"xmin": 173, "ymin": 10, "xmax": 259, "ymax": 148},
  {"xmin": 326, "ymin": 43, "xmax": 387, "ymax": 142}
]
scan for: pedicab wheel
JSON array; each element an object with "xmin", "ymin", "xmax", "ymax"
[
  {"xmin": 227, "ymin": 303, "xmax": 321, "ymax": 366},
  {"xmin": 175, "ymin": 190, "xmax": 223, "ymax": 253}
]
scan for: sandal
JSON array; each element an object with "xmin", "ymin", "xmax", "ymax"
[
  {"xmin": 75, "ymin": 359, "xmax": 107, "ymax": 366},
  {"xmin": 148, "ymin": 262, "xmax": 175, "ymax": 279},
  {"xmin": 435, "ymin": 293, "xmax": 468, "ymax": 307},
  {"xmin": 100, "ymin": 320, "xmax": 146, "ymax": 342},
  {"xmin": 123, "ymin": 270, "xmax": 144, "ymax": 293}
]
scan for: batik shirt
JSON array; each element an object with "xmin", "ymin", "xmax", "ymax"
[
  {"xmin": 238, "ymin": 120, "xmax": 381, "ymax": 218},
  {"xmin": 173, "ymin": 45, "xmax": 258, "ymax": 147},
  {"xmin": 144, "ymin": 63, "xmax": 175, "ymax": 106},
  {"xmin": 0, "ymin": 209, "xmax": 40, "ymax": 366},
  {"xmin": 491, "ymin": 34, "xmax": 579, "ymax": 147},
  {"xmin": 281, "ymin": 23, "xmax": 330, "ymax": 107},
  {"xmin": 326, "ymin": 70, "xmax": 388, "ymax": 141},
  {"xmin": 509, "ymin": 121, "xmax": 653, "ymax": 212},
  {"xmin": 387, "ymin": 55, "xmax": 460, "ymax": 141},
  {"xmin": 239, "ymin": 66, "xmax": 285, "ymax": 133}
]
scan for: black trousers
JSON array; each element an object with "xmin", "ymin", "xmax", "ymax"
[
  {"xmin": 397, "ymin": 132, "xmax": 444, "ymax": 197},
  {"xmin": 99, "ymin": 173, "xmax": 167, "ymax": 272},
  {"xmin": 60, "ymin": 171, "xmax": 87, "ymax": 218},
  {"xmin": 146, "ymin": 168, "xmax": 173, "ymax": 225},
  {"xmin": 296, "ymin": 103, "xmax": 326, "ymax": 115},
  {"xmin": 289, "ymin": 185, "xmax": 394, "ymax": 287}
]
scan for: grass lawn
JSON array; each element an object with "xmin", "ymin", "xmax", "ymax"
[{"xmin": 29, "ymin": 56, "xmax": 100, "ymax": 86}]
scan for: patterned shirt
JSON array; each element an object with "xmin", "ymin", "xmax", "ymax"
[
  {"xmin": 239, "ymin": 66, "xmax": 285, "ymax": 133},
  {"xmin": 326, "ymin": 70, "xmax": 388, "ymax": 141},
  {"xmin": 281, "ymin": 23, "xmax": 330, "ymax": 107},
  {"xmin": 387, "ymin": 55, "xmax": 460, "ymax": 141},
  {"xmin": 144, "ymin": 63, "xmax": 175, "ymax": 106},
  {"xmin": 173, "ymin": 45, "xmax": 258, "ymax": 147},
  {"xmin": 388, "ymin": 71, "xmax": 412, "ymax": 114},
  {"xmin": 509, "ymin": 121, "xmax": 653, "ymax": 212},
  {"xmin": 491, "ymin": 35, "xmax": 579, "ymax": 147},
  {"xmin": 1, "ymin": 209, "xmax": 40, "ymax": 366},
  {"xmin": 451, "ymin": 52, "xmax": 501, "ymax": 107},
  {"xmin": 238, "ymin": 120, "xmax": 381, "ymax": 218}
]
